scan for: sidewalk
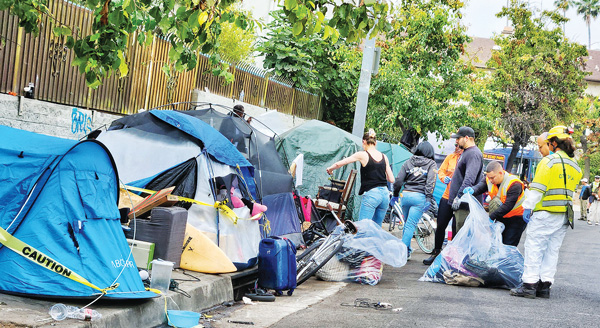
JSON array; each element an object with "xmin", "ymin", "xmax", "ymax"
[{"xmin": 0, "ymin": 270, "xmax": 233, "ymax": 328}]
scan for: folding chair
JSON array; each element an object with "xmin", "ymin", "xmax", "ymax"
[{"xmin": 314, "ymin": 170, "xmax": 357, "ymax": 221}]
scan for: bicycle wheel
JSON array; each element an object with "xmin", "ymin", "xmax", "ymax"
[
  {"xmin": 389, "ymin": 207, "xmax": 404, "ymax": 235},
  {"xmin": 297, "ymin": 238, "xmax": 324, "ymax": 262},
  {"xmin": 296, "ymin": 238, "xmax": 344, "ymax": 286},
  {"xmin": 388, "ymin": 209, "xmax": 397, "ymax": 232},
  {"xmin": 415, "ymin": 214, "xmax": 436, "ymax": 254}
]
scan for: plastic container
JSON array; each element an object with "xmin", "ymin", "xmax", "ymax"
[
  {"xmin": 166, "ymin": 310, "xmax": 200, "ymax": 328},
  {"xmin": 150, "ymin": 259, "xmax": 174, "ymax": 293},
  {"xmin": 49, "ymin": 303, "xmax": 102, "ymax": 321}
]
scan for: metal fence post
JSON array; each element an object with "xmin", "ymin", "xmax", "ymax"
[
  {"xmin": 289, "ymin": 88, "xmax": 295, "ymax": 115},
  {"xmin": 261, "ymin": 76, "xmax": 269, "ymax": 107},
  {"xmin": 229, "ymin": 66, "xmax": 236, "ymax": 99},
  {"xmin": 143, "ymin": 34, "xmax": 157, "ymax": 111},
  {"xmin": 11, "ymin": 27, "xmax": 24, "ymax": 94}
]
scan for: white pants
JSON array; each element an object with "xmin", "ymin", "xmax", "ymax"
[
  {"xmin": 522, "ymin": 211, "xmax": 568, "ymax": 284},
  {"xmin": 589, "ymin": 200, "xmax": 600, "ymax": 224}
]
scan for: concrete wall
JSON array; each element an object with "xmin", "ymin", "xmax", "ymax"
[
  {"xmin": 0, "ymin": 93, "xmax": 122, "ymax": 140},
  {"xmin": 0, "ymin": 91, "xmax": 306, "ymax": 139}
]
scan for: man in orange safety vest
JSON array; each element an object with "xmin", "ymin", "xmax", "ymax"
[{"xmin": 463, "ymin": 160, "xmax": 527, "ymax": 246}]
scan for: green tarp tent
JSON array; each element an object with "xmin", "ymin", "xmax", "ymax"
[
  {"xmin": 277, "ymin": 120, "xmax": 413, "ymax": 220},
  {"xmin": 376, "ymin": 141, "xmax": 413, "ymax": 177}
]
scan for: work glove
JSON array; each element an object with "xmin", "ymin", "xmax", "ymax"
[
  {"xmin": 389, "ymin": 197, "xmax": 399, "ymax": 208},
  {"xmin": 463, "ymin": 187, "xmax": 474, "ymax": 195},
  {"xmin": 523, "ymin": 209, "xmax": 532, "ymax": 223},
  {"xmin": 451, "ymin": 197, "xmax": 461, "ymax": 211},
  {"xmin": 444, "ymin": 176, "xmax": 451, "ymax": 184}
]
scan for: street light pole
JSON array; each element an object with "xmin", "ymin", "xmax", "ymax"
[{"xmin": 352, "ymin": 37, "xmax": 376, "ymax": 138}]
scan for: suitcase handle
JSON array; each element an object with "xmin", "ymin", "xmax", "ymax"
[{"xmin": 261, "ymin": 236, "xmax": 296, "ymax": 255}]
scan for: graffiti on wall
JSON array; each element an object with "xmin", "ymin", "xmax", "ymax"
[{"xmin": 71, "ymin": 108, "xmax": 92, "ymax": 135}]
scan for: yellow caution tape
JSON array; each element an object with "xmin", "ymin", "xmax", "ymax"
[
  {"xmin": 121, "ymin": 185, "xmax": 263, "ymax": 224},
  {"xmin": 0, "ymin": 227, "xmax": 118, "ymax": 294}
]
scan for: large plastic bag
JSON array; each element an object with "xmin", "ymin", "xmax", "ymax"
[
  {"xmin": 419, "ymin": 194, "xmax": 524, "ymax": 289},
  {"xmin": 316, "ymin": 219, "xmax": 407, "ymax": 285}
]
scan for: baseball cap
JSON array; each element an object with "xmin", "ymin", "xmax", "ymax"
[
  {"xmin": 451, "ymin": 126, "xmax": 475, "ymax": 139},
  {"xmin": 596, "ymin": 176, "xmax": 600, "ymax": 179},
  {"xmin": 581, "ymin": 178, "xmax": 588, "ymax": 183}
]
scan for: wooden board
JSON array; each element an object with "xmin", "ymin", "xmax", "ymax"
[
  {"xmin": 179, "ymin": 224, "xmax": 237, "ymax": 274},
  {"xmin": 128, "ymin": 186, "xmax": 177, "ymax": 219},
  {"xmin": 118, "ymin": 188, "xmax": 146, "ymax": 210}
]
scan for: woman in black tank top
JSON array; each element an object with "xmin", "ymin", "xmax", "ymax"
[{"xmin": 326, "ymin": 129, "xmax": 394, "ymax": 226}]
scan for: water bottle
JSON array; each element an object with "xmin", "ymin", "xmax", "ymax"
[{"xmin": 49, "ymin": 303, "xmax": 102, "ymax": 321}]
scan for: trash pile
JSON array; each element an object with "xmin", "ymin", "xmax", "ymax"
[
  {"xmin": 316, "ymin": 219, "xmax": 408, "ymax": 285},
  {"xmin": 420, "ymin": 194, "xmax": 523, "ymax": 289}
]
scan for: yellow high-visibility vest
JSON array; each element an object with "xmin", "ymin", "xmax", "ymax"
[{"xmin": 530, "ymin": 151, "xmax": 582, "ymax": 213}]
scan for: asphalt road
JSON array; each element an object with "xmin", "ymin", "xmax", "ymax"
[{"xmin": 250, "ymin": 211, "xmax": 600, "ymax": 328}]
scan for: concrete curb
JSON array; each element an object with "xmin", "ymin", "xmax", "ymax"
[{"xmin": 0, "ymin": 270, "xmax": 233, "ymax": 328}]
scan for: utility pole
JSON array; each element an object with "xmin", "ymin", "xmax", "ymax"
[{"xmin": 352, "ymin": 37, "xmax": 377, "ymax": 138}]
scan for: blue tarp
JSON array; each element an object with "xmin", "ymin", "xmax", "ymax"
[
  {"xmin": 0, "ymin": 126, "xmax": 155, "ymax": 299},
  {"xmin": 151, "ymin": 110, "xmax": 252, "ymax": 171}
]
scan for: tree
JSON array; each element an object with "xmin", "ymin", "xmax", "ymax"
[
  {"xmin": 488, "ymin": 1, "xmax": 589, "ymax": 172},
  {"xmin": 575, "ymin": 96, "xmax": 600, "ymax": 178},
  {"xmin": 553, "ymin": 0, "xmax": 571, "ymax": 33},
  {"xmin": 0, "ymin": 0, "xmax": 392, "ymax": 88},
  {"xmin": 366, "ymin": 0, "xmax": 496, "ymax": 146},
  {"xmin": 258, "ymin": 10, "xmax": 363, "ymax": 131},
  {"xmin": 572, "ymin": 0, "xmax": 600, "ymax": 49},
  {"xmin": 215, "ymin": 4, "xmax": 258, "ymax": 64},
  {"xmin": 258, "ymin": 10, "xmax": 330, "ymax": 91}
]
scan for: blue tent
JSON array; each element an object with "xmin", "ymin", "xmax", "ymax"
[{"xmin": 0, "ymin": 126, "xmax": 154, "ymax": 299}]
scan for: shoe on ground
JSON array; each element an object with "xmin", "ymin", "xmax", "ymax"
[
  {"xmin": 596, "ymin": 223, "xmax": 599, "ymax": 226},
  {"xmin": 407, "ymin": 252, "xmax": 412, "ymax": 261},
  {"xmin": 510, "ymin": 282, "xmax": 537, "ymax": 299},
  {"xmin": 588, "ymin": 221, "xmax": 593, "ymax": 225},
  {"xmin": 536, "ymin": 281, "xmax": 551, "ymax": 299},
  {"xmin": 423, "ymin": 249, "xmax": 440, "ymax": 265}
]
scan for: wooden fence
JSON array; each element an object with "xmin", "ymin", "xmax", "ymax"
[{"xmin": 0, "ymin": 0, "xmax": 322, "ymax": 119}]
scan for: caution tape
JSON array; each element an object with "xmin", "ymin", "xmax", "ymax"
[
  {"xmin": 121, "ymin": 185, "xmax": 263, "ymax": 224},
  {"xmin": 0, "ymin": 227, "xmax": 118, "ymax": 294}
]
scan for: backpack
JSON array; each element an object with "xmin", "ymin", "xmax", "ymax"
[{"xmin": 582, "ymin": 186, "xmax": 591, "ymax": 200}]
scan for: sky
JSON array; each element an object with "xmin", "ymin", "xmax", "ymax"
[{"xmin": 463, "ymin": 0, "xmax": 600, "ymax": 50}]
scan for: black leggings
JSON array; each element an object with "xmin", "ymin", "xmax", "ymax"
[{"xmin": 434, "ymin": 198, "xmax": 455, "ymax": 251}]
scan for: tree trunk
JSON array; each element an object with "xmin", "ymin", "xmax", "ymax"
[
  {"xmin": 505, "ymin": 142, "xmax": 521, "ymax": 173},
  {"xmin": 563, "ymin": 9, "xmax": 566, "ymax": 35},
  {"xmin": 581, "ymin": 134, "xmax": 590, "ymax": 179},
  {"xmin": 589, "ymin": 22, "xmax": 591, "ymax": 49}
]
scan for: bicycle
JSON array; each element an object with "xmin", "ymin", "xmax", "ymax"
[
  {"xmin": 385, "ymin": 195, "xmax": 437, "ymax": 254},
  {"xmin": 296, "ymin": 204, "xmax": 357, "ymax": 286},
  {"xmin": 295, "ymin": 193, "xmax": 339, "ymax": 246}
]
